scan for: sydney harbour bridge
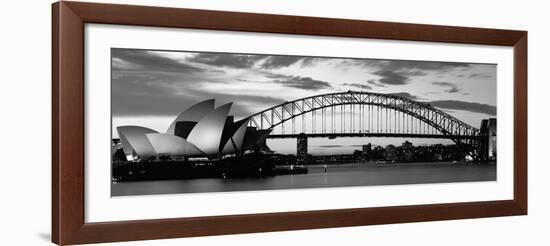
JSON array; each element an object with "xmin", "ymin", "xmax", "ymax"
[{"xmin": 247, "ymin": 91, "xmax": 483, "ymax": 159}]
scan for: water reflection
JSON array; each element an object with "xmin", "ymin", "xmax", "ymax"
[{"xmin": 112, "ymin": 162, "xmax": 496, "ymax": 196}]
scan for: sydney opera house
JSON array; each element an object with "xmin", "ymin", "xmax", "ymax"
[{"xmin": 114, "ymin": 99, "xmax": 271, "ymax": 162}]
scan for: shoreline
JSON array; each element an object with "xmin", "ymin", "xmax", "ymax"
[{"xmin": 287, "ymin": 161, "xmax": 496, "ymax": 169}]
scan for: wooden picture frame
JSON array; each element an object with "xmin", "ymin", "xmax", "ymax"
[{"xmin": 52, "ymin": 1, "xmax": 527, "ymax": 245}]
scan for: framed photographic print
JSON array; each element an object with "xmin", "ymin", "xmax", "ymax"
[{"xmin": 52, "ymin": 1, "xmax": 527, "ymax": 245}]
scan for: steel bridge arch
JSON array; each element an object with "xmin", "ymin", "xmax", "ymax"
[{"xmin": 248, "ymin": 91, "xmax": 480, "ymax": 155}]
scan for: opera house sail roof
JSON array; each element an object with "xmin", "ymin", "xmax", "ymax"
[
  {"xmin": 166, "ymin": 99, "xmax": 215, "ymax": 135},
  {"xmin": 117, "ymin": 126, "xmax": 158, "ymax": 161},
  {"xmin": 115, "ymin": 99, "xmax": 262, "ymax": 162},
  {"xmin": 221, "ymin": 118, "xmax": 249, "ymax": 155},
  {"xmin": 186, "ymin": 103, "xmax": 232, "ymax": 156},
  {"xmin": 145, "ymin": 133, "xmax": 204, "ymax": 157}
]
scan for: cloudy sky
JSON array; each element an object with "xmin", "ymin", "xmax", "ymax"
[{"xmin": 112, "ymin": 48, "xmax": 496, "ymax": 154}]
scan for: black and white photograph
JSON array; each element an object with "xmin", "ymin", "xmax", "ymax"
[{"xmin": 110, "ymin": 48, "xmax": 497, "ymax": 196}]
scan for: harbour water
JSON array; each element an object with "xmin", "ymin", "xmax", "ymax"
[{"xmin": 111, "ymin": 162, "xmax": 496, "ymax": 196}]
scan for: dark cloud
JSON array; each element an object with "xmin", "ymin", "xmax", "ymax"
[
  {"xmin": 432, "ymin": 81, "xmax": 462, "ymax": 93},
  {"xmin": 187, "ymin": 53, "xmax": 263, "ymax": 68},
  {"xmin": 263, "ymin": 72, "xmax": 287, "ymax": 80},
  {"xmin": 112, "ymin": 49, "xmax": 204, "ymax": 73},
  {"xmin": 301, "ymin": 57, "xmax": 319, "ymax": 67},
  {"xmin": 389, "ymin": 60, "xmax": 470, "ymax": 71},
  {"xmin": 400, "ymin": 70, "xmax": 428, "ymax": 76},
  {"xmin": 112, "ymin": 69, "xmax": 285, "ymax": 117},
  {"xmin": 469, "ymin": 73, "xmax": 492, "ymax": 79},
  {"xmin": 387, "ymin": 92, "xmax": 421, "ymax": 100},
  {"xmin": 342, "ymin": 83, "xmax": 372, "ymax": 90},
  {"xmin": 273, "ymin": 76, "xmax": 332, "ymax": 90},
  {"xmin": 259, "ymin": 56, "xmax": 321, "ymax": 69},
  {"xmin": 261, "ymin": 56, "xmax": 304, "ymax": 69},
  {"xmin": 427, "ymin": 100, "xmax": 496, "ymax": 115},
  {"xmin": 263, "ymin": 72, "xmax": 332, "ymax": 90},
  {"xmin": 351, "ymin": 59, "xmax": 473, "ymax": 86},
  {"xmin": 185, "ymin": 53, "xmax": 323, "ymax": 70},
  {"xmin": 372, "ymin": 70, "xmax": 410, "ymax": 85},
  {"xmin": 112, "ymin": 72, "xmax": 194, "ymax": 116},
  {"xmin": 447, "ymin": 87, "xmax": 460, "ymax": 93},
  {"xmin": 354, "ymin": 59, "xmax": 470, "ymax": 72}
]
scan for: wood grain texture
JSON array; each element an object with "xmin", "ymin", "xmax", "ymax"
[
  {"xmin": 70, "ymin": 200, "xmax": 523, "ymax": 244},
  {"xmin": 51, "ymin": 3, "xmax": 59, "ymax": 243},
  {"xmin": 513, "ymin": 33, "xmax": 528, "ymax": 213},
  {"xmin": 52, "ymin": 2, "xmax": 85, "ymax": 245},
  {"xmin": 63, "ymin": 1, "xmax": 525, "ymax": 46},
  {"xmin": 52, "ymin": 1, "xmax": 528, "ymax": 245}
]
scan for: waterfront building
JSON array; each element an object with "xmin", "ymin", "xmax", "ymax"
[
  {"xmin": 166, "ymin": 99, "xmax": 215, "ymax": 135},
  {"xmin": 117, "ymin": 126, "xmax": 158, "ymax": 161},
  {"xmin": 115, "ymin": 99, "xmax": 265, "ymax": 161}
]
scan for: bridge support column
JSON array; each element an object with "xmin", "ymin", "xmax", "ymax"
[{"xmin": 297, "ymin": 133, "xmax": 308, "ymax": 164}]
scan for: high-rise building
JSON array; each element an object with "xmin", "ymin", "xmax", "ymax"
[
  {"xmin": 487, "ymin": 118, "xmax": 497, "ymax": 160},
  {"xmin": 479, "ymin": 118, "xmax": 497, "ymax": 161},
  {"xmin": 362, "ymin": 143, "xmax": 372, "ymax": 161},
  {"xmin": 297, "ymin": 133, "xmax": 308, "ymax": 164}
]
